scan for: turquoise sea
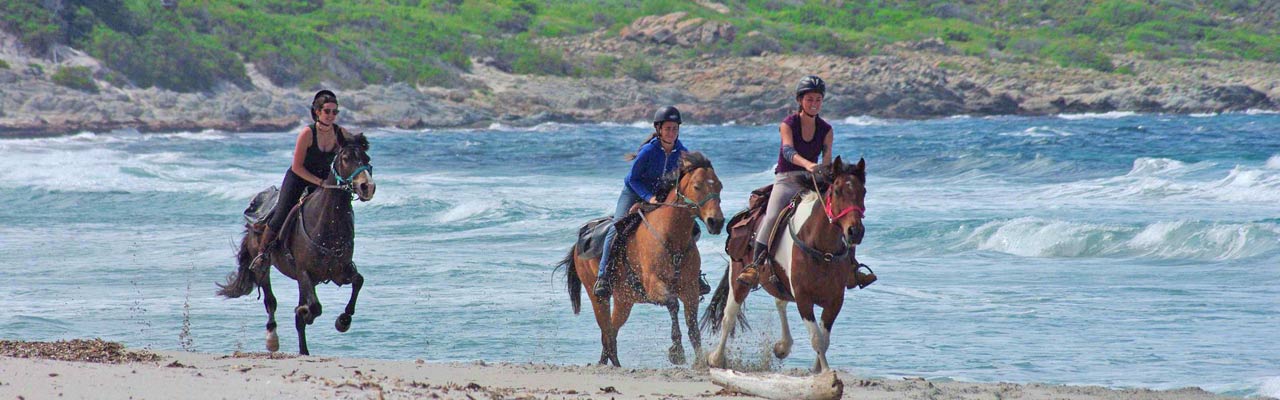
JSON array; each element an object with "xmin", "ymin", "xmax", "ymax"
[{"xmin": 2, "ymin": 112, "xmax": 1277, "ymax": 397}]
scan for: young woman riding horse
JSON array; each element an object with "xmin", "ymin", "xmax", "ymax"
[
  {"xmin": 737, "ymin": 75, "xmax": 875, "ymax": 291},
  {"xmin": 559, "ymin": 108, "xmax": 725, "ymax": 366},
  {"xmin": 705, "ymin": 156, "xmax": 866, "ymax": 373},
  {"xmin": 218, "ymin": 90, "xmax": 376, "ymax": 355}
]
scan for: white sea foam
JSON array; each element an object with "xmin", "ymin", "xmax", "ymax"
[
  {"xmin": 1265, "ymin": 155, "xmax": 1280, "ymax": 170},
  {"xmin": 1261, "ymin": 376, "xmax": 1280, "ymax": 398},
  {"xmin": 1000, "ymin": 126, "xmax": 1074, "ymax": 137},
  {"xmin": 962, "ymin": 217, "xmax": 1279, "ymax": 260},
  {"xmin": 1057, "ymin": 111, "xmax": 1139, "ymax": 120},
  {"xmin": 836, "ymin": 115, "xmax": 894, "ymax": 126}
]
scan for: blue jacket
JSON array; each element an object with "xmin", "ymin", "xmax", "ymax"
[{"xmin": 625, "ymin": 138, "xmax": 687, "ymax": 202}]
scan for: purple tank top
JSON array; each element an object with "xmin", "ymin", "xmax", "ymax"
[{"xmin": 775, "ymin": 114, "xmax": 831, "ymax": 173}]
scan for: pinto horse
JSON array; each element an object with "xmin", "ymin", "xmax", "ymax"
[
  {"xmin": 704, "ymin": 156, "xmax": 866, "ymax": 373},
  {"xmin": 558, "ymin": 152, "xmax": 725, "ymax": 366},
  {"xmin": 218, "ymin": 133, "xmax": 376, "ymax": 355}
]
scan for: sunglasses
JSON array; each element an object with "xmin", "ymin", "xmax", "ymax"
[{"xmin": 319, "ymin": 108, "xmax": 340, "ymax": 116}]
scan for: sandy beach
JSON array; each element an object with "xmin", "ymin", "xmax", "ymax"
[{"xmin": 0, "ymin": 339, "xmax": 1260, "ymax": 400}]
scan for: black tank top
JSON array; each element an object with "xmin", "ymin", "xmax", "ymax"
[{"xmin": 303, "ymin": 123, "xmax": 347, "ymax": 179}]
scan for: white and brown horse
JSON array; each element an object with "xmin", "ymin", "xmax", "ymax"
[
  {"xmin": 704, "ymin": 156, "xmax": 866, "ymax": 372},
  {"xmin": 558, "ymin": 152, "xmax": 725, "ymax": 366}
]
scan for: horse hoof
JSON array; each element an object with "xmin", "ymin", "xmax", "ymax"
[
  {"xmin": 335, "ymin": 313, "xmax": 352, "ymax": 332},
  {"xmin": 668, "ymin": 347, "xmax": 686, "ymax": 365},
  {"xmin": 772, "ymin": 343, "xmax": 791, "ymax": 359},
  {"xmin": 707, "ymin": 350, "xmax": 725, "ymax": 368},
  {"xmin": 265, "ymin": 330, "xmax": 279, "ymax": 352}
]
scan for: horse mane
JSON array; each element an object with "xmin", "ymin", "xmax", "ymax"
[
  {"xmin": 347, "ymin": 132, "xmax": 370, "ymax": 151},
  {"xmin": 654, "ymin": 152, "xmax": 713, "ymax": 197}
]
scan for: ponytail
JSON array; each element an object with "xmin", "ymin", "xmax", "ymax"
[{"xmin": 623, "ymin": 130, "xmax": 661, "ymax": 161}]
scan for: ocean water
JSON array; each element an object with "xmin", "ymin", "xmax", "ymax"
[{"xmin": 2, "ymin": 112, "xmax": 1277, "ymax": 397}]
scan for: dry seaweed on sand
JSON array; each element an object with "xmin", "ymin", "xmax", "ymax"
[{"xmin": 0, "ymin": 338, "xmax": 162, "ymax": 364}]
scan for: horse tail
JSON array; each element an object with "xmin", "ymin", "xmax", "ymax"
[
  {"xmin": 700, "ymin": 261, "xmax": 751, "ymax": 335},
  {"xmin": 554, "ymin": 246, "xmax": 582, "ymax": 315},
  {"xmin": 217, "ymin": 230, "xmax": 258, "ymax": 298}
]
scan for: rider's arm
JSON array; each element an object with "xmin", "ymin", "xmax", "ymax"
[
  {"xmin": 822, "ymin": 127, "xmax": 833, "ymax": 166},
  {"xmin": 290, "ymin": 127, "xmax": 325, "ymax": 186},
  {"xmin": 625, "ymin": 144, "xmax": 659, "ymax": 203},
  {"xmin": 780, "ymin": 122, "xmax": 819, "ymax": 172}
]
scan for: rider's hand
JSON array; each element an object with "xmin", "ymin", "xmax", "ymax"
[
  {"xmin": 804, "ymin": 163, "xmax": 820, "ymax": 173},
  {"xmin": 649, "ymin": 196, "xmax": 659, "ymax": 204}
]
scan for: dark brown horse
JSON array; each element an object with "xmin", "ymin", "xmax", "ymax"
[
  {"xmin": 558, "ymin": 152, "xmax": 725, "ymax": 366},
  {"xmin": 218, "ymin": 133, "xmax": 376, "ymax": 355},
  {"xmin": 704, "ymin": 156, "xmax": 866, "ymax": 372}
]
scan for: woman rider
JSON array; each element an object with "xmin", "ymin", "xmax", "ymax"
[
  {"xmin": 253, "ymin": 90, "xmax": 350, "ymax": 265},
  {"xmin": 593, "ymin": 105, "xmax": 710, "ymax": 298},
  {"xmin": 736, "ymin": 75, "xmax": 874, "ymax": 290}
]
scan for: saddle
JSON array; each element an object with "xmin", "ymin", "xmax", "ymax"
[
  {"xmin": 574, "ymin": 205, "xmax": 701, "ymax": 262},
  {"xmin": 243, "ymin": 186, "xmax": 280, "ymax": 226},
  {"xmin": 724, "ymin": 184, "xmax": 811, "ymax": 299}
]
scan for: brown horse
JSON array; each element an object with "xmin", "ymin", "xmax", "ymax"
[
  {"xmin": 558, "ymin": 152, "xmax": 725, "ymax": 366},
  {"xmin": 704, "ymin": 156, "xmax": 866, "ymax": 373},
  {"xmin": 218, "ymin": 133, "xmax": 376, "ymax": 355}
]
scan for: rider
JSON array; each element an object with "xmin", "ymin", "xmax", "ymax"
[
  {"xmin": 593, "ymin": 105, "xmax": 691, "ymax": 298},
  {"xmin": 253, "ymin": 90, "xmax": 350, "ymax": 265},
  {"xmin": 736, "ymin": 75, "xmax": 874, "ymax": 290}
]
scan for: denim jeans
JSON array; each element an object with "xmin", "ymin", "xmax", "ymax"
[{"xmin": 597, "ymin": 186, "xmax": 643, "ymax": 280}]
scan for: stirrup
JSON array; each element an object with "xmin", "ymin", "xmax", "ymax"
[
  {"xmin": 735, "ymin": 263, "xmax": 761, "ymax": 288},
  {"xmin": 593, "ymin": 279, "xmax": 612, "ymax": 298},
  {"xmin": 849, "ymin": 263, "xmax": 877, "ymax": 289}
]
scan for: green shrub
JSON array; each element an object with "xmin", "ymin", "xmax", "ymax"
[
  {"xmin": 0, "ymin": 59, "xmax": 9, "ymax": 69},
  {"xmin": 1042, "ymin": 38, "xmax": 1115, "ymax": 72},
  {"xmin": 620, "ymin": 57, "xmax": 657, "ymax": 82},
  {"xmin": 52, "ymin": 66, "xmax": 99, "ymax": 93}
]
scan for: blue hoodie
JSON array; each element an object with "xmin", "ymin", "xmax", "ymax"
[{"xmin": 625, "ymin": 138, "xmax": 687, "ymax": 202}]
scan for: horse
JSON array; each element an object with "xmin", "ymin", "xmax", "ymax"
[
  {"xmin": 557, "ymin": 152, "xmax": 725, "ymax": 367},
  {"xmin": 704, "ymin": 156, "xmax": 866, "ymax": 373},
  {"xmin": 218, "ymin": 133, "xmax": 376, "ymax": 355}
]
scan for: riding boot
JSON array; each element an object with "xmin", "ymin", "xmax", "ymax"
[
  {"xmin": 847, "ymin": 263, "xmax": 877, "ymax": 290},
  {"xmin": 593, "ymin": 262, "xmax": 613, "ymax": 298},
  {"xmin": 735, "ymin": 242, "xmax": 768, "ymax": 289},
  {"xmin": 252, "ymin": 226, "xmax": 277, "ymax": 270}
]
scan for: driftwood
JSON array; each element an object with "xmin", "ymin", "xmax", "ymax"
[{"xmin": 709, "ymin": 368, "xmax": 843, "ymax": 400}]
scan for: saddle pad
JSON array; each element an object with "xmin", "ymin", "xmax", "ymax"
[
  {"xmin": 575, "ymin": 210, "xmax": 700, "ymax": 263},
  {"xmin": 243, "ymin": 186, "xmax": 280, "ymax": 225}
]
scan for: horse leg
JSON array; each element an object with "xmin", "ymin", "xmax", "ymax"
[
  {"xmin": 257, "ymin": 264, "xmax": 280, "ymax": 352},
  {"xmin": 666, "ymin": 302, "xmax": 686, "ymax": 365},
  {"xmin": 816, "ymin": 298, "xmax": 843, "ymax": 373},
  {"xmin": 773, "ymin": 298, "xmax": 794, "ymax": 359},
  {"xmin": 294, "ymin": 272, "xmax": 318, "ymax": 355},
  {"xmin": 796, "ymin": 300, "xmax": 830, "ymax": 373},
  {"xmin": 335, "ymin": 266, "xmax": 362, "ymax": 333},
  {"xmin": 680, "ymin": 291, "xmax": 702, "ymax": 361},
  {"xmin": 608, "ymin": 299, "xmax": 635, "ymax": 367},
  {"xmin": 588, "ymin": 286, "xmax": 613, "ymax": 365},
  {"xmin": 708, "ymin": 278, "xmax": 746, "ymax": 368}
]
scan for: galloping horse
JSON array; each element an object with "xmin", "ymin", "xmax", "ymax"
[
  {"xmin": 558, "ymin": 152, "xmax": 725, "ymax": 366},
  {"xmin": 704, "ymin": 156, "xmax": 866, "ymax": 372},
  {"xmin": 218, "ymin": 133, "xmax": 376, "ymax": 355}
]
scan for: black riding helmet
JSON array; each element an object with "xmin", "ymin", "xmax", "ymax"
[
  {"xmin": 795, "ymin": 75, "xmax": 826, "ymax": 100},
  {"xmin": 310, "ymin": 90, "xmax": 338, "ymax": 121},
  {"xmin": 652, "ymin": 105, "xmax": 682, "ymax": 129}
]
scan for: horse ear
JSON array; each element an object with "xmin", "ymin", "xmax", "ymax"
[
  {"xmin": 355, "ymin": 133, "xmax": 369, "ymax": 151},
  {"xmin": 855, "ymin": 157, "xmax": 865, "ymax": 172},
  {"xmin": 833, "ymin": 155, "xmax": 843, "ymax": 171}
]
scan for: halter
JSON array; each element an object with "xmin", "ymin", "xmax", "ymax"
[
  {"xmin": 323, "ymin": 146, "xmax": 373, "ymax": 193},
  {"xmin": 811, "ymin": 172, "xmax": 865, "ymax": 223}
]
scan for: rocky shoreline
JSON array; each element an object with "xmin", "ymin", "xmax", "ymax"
[{"xmin": 2, "ymin": 14, "xmax": 1278, "ymax": 137}]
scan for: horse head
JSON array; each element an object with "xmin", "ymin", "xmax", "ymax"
[
  {"xmin": 675, "ymin": 152, "xmax": 725, "ymax": 234},
  {"xmin": 332, "ymin": 133, "xmax": 376, "ymax": 201},
  {"xmin": 819, "ymin": 156, "xmax": 866, "ymax": 245}
]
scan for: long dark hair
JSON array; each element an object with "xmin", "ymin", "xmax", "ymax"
[
  {"xmin": 623, "ymin": 127, "xmax": 663, "ymax": 161},
  {"xmin": 310, "ymin": 90, "xmax": 338, "ymax": 121}
]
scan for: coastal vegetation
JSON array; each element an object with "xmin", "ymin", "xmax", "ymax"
[{"xmin": 1, "ymin": 0, "xmax": 1276, "ymax": 92}]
